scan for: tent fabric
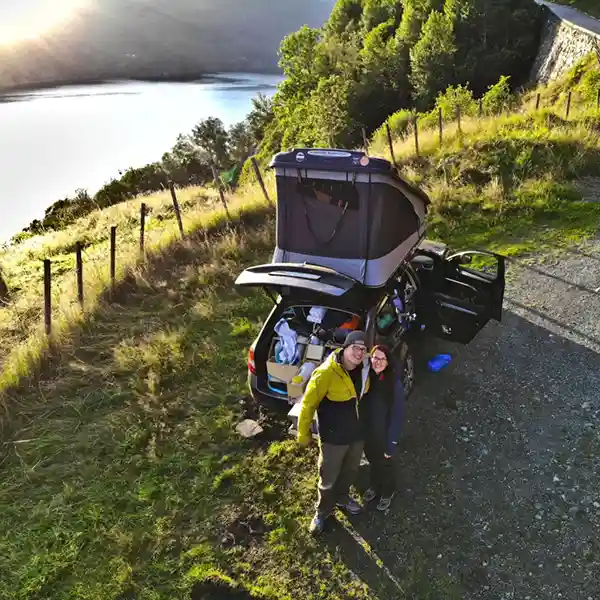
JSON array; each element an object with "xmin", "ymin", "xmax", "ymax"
[{"xmin": 272, "ymin": 161, "xmax": 428, "ymax": 288}]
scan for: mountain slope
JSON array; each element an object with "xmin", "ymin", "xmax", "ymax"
[{"xmin": 0, "ymin": 0, "xmax": 335, "ymax": 90}]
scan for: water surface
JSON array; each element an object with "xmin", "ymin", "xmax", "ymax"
[{"xmin": 0, "ymin": 73, "xmax": 281, "ymax": 242}]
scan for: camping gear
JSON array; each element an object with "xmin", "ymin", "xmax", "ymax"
[
  {"xmin": 307, "ymin": 306, "xmax": 327, "ymax": 324},
  {"xmin": 273, "ymin": 318, "xmax": 299, "ymax": 365},
  {"xmin": 292, "ymin": 361, "xmax": 317, "ymax": 386},
  {"xmin": 270, "ymin": 149, "xmax": 429, "ymax": 287}
]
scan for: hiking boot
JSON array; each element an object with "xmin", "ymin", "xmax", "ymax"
[
  {"xmin": 377, "ymin": 493, "xmax": 395, "ymax": 512},
  {"xmin": 337, "ymin": 498, "xmax": 363, "ymax": 515},
  {"xmin": 309, "ymin": 513, "xmax": 326, "ymax": 535},
  {"xmin": 363, "ymin": 488, "xmax": 378, "ymax": 503}
]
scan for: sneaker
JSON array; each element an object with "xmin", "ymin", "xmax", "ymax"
[
  {"xmin": 363, "ymin": 488, "xmax": 378, "ymax": 503},
  {"xmin": 377, "ymin": 493, "xmax": 394, "ymax": 512},
  {"xmin": 337, "ymin": 498, "xmax": 363, "ymax": 515},
  {"xmin": 309, "ymin": 513, "xmax": 326, "ymax": 535}
]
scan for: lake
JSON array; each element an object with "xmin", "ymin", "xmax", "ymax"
[{"xmin": 0, "ymin": 73, "xmax": 281, "ymax": 243}]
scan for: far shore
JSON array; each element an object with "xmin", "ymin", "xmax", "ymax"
[{"xmin": 0, "ymin": 70, "xmax": 281, "ymax": 100}]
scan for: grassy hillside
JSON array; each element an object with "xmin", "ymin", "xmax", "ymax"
[
  {"xmin": 3, "ymin": 55, "xmax": 600, "ymax": 599},
  {"xmin": 0, "ymin": 182, "xmax": 272, "ymax": 425},
  {"xmin": 371, "ymin": 55, "xmax": 600, "ymax": 255}
]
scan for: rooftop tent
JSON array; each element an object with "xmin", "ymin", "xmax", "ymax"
[{"xmin": 269, "ymin": 148, "xmax": 430, "ymax": 288}]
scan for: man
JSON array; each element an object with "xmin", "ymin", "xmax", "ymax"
[{"xmin": 297, "ymin": 330, "xmax": 371, "ymax": 535}]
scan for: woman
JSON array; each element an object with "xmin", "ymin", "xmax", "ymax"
[{"xmin": 360, "ymin": 344, "xmax": 405, "ymax": 511}]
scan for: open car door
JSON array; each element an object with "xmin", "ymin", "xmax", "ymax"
[
  {"xmin": 424, "ymin": 250, "xmax": 506, "ymax": 344},
  {"xmin": 235, "ymin": 263, "xmax": 359, "ymax": 301}
]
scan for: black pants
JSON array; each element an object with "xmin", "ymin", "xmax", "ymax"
[{"xmin": 364, "ymin": 440, "xmax": 395, "ymax": 497}]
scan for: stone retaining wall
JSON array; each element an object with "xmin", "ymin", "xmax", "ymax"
[{"xmin": 530, "ymin": 8, "xmax": 599, "ymax": 84}]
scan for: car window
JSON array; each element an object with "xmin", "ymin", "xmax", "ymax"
[{"xmin": 455, "ymin": 254, "xmax": 499, "ymax": 280}]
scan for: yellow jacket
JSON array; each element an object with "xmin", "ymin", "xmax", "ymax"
[{"xmin": 297, "ymin": 349, "xmax": 370, "ymax": 445}]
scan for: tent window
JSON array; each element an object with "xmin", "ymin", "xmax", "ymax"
[{"xmin": 296, "ymin": 178, "xmax": 360, "ymax": 211}]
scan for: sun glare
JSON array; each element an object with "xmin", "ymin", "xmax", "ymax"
[{"xmin": 0, "ymin": 0, "xmax": 85, "ymax": 46}]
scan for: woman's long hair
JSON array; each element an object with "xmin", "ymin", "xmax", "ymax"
[{"xmin": 371, "ymin": 344, "xmax": 395, "ymax": 381}]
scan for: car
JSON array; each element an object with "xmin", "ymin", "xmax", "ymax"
[{"xmin": 235, "ymin": 148, "xmax": 506, "ymax": 417}]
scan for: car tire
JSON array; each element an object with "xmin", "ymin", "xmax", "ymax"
[{"xmin": 396, "ymin": 341, "xmax": 415, "ymax": 398}]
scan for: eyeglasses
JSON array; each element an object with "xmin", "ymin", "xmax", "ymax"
[
  {"xmin": 371, "ymin": 355, "xmax": 388, "ymax": 363},
  {"xmin": 350, "ymin": 344, "xmax": 367, "ymax": 354}
]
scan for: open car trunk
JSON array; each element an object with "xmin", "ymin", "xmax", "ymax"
[{"xmin": 236, "ymin": 263, "xmax": 370, "ymax": 403}]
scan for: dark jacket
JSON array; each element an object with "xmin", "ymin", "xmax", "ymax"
[
  {"xmin": 298, "ymin": 349, "xmax": 371, "ymax": 445},
  {"xmin": 360, "ymin": 368, "xmax": 404, "ymax": 456}
]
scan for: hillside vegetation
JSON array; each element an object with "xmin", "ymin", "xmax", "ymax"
[
  {"xmin": 2, "ymin": 51, "xmax": 600, "ymax": 598},
  {"xmin": 258, "ymin": 0, "xmax": 542, "ymax": 155}
]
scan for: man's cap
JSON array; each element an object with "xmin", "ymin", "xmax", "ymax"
[{"xmin": 342, "ymin": 330, "xmax": 368, "ymax": 348}]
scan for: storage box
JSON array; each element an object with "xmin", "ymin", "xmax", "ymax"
[
  {"xmin": 266, "ymin": 361, "xmax": 300, "ymax": 383},
  {"xmin": 305, "ymin": 343, "xmax": 325, "ymax": 362}
]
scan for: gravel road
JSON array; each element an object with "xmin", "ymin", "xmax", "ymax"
[{"xmin": 331, "ymin": 240, "xmax": 600, "ymax": 599}]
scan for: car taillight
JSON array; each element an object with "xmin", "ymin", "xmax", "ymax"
[{"xmin": 248, "ymin": 346, "xmax": 256, "ymax": 374}]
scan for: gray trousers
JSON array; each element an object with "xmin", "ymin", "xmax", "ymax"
[{"xmin": 316, "ymin": 440, "xmax": 364, "ymax": 516}]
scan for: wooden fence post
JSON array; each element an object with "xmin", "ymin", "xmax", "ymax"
[
  {"xmin": 385, "ymin": 122, "xmax": 397, "ymax": 168},
  {"xmin": 535, "ymin": 92, "xmax": 541, "ymax": 110},
  {"xmin": 362, "ymin": 127, "xmax": 369, "ymax": 155},
  {"xmin": 251, "ymin": 157, "xmax": 273, "ymax": 206},
  {"xmin": 456, "ymin": 105, "xmax": 462, "ymax": 136},
  {"xmin": 169, "ymin": 181, "xmax": 185, "ymax": 239},
  {"xmin": 479, "ymin": 98, "xmax": 483, "ymax": 118},
  {"xmin": 438, "ymin": 108, "xmax": 443, "ymax": 146},
  {"xmin": 139, "ymin": 203, "xmax": 146, "ymax": 256},
  {"xmin": 110, "ymin": 226, "xmax": 117, "ymax": 301},
  {"xmin": 413, "ymin": 115, "xmax": 419, "ymax": 157},
  {"xmin": 211, "ymin": 164, "xmax": 232, "ymax": 222},
  {"xmin": 566, "ymin": 91, "xmax": 572, "ymax": 119},
  {"xmin": 75, "ymin": 242, "xmax": 84, "ymax": 307},
  {"xmin": 43, "ymin": 259, "xmax": 51, "ymax": 335}
]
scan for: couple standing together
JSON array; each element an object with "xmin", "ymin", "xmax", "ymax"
[{"xmin": 297, "ymin": 331, "xmax": 404, "ymax": 535}]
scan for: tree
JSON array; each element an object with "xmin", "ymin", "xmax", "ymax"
[
  {"xmin": 191, "ymin": 117, "xmax": 230, "ymax": 168},
  {"xmin": 409, "ymin": 10, "xmax": 456, "ymax": 108},
  {"xmin": 246, "ymin": 93, "xmax": 275, "ymax": 143},
  {"xmin": 361, "ymin": 0, "xmax": 402, "ymax": 32},
  {"xmin": 228, "ymin": 121, "xmax": 255, "ymax": 163},
  {"xmin": 325, "ymin": 0, "xmax": 364, "ymax": 35},
  {"xmin": 397, "ymin": 0, "xmax": 444, "ymax": 45},
  {"xmin": 278, "ymin": 26, "xmax": 323, "ymax": 96}
]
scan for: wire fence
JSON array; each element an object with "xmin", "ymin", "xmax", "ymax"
[
  {"xmin": 371, "ymin": 87, "xmax": 600, "ymax": 160},
  {"xmin": 39, "ymin": 159, "xmax": 272, "ymax": 336}
]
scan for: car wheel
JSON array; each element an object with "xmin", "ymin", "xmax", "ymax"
[{"xmin": 397, "ymin": 341, "xmax": 415, "ymax": 398}]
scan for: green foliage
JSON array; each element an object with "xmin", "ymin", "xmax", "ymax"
[
  {"xmin": 261, "ymin": 0, "xmax": 542, "ymax": 154},
  {"xmin": 434, "ymin": 83, "xmax": 476, "ymax": 119},
  {"xmin": 409, "ymin": 10, "xmax": 456, "ymax": 108},
  {"xmin": 192, "ymin": 117, "xmax": 230, "ymax": 168},
  {"xmin": 482, "ymin": 75, "xmax": 513, "ymax": 115}
]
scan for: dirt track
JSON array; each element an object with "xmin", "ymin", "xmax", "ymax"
[{"xmin": 327, "ymin": 240, "xmax": 600, "ymax": 599}]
